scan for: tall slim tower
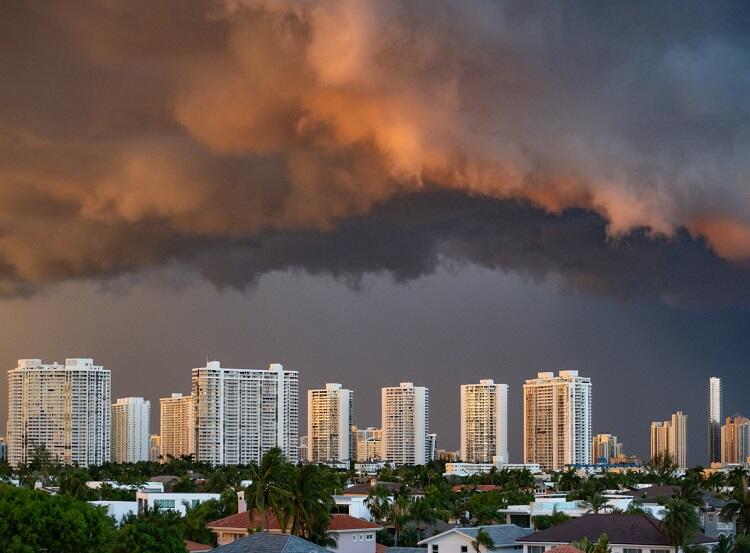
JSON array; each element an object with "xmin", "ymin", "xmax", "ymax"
[
  {"xmin": 112, "ymin": 397, "xmax": 151, "ymax": 463},
  {"xmin": 650, "ymin": 411, "xmax": 688, "ymax": 469},
  {"xmin": 523, "ymin": 370, "xmax": 592, "ymax": 471},
  {"xmin": 307, "ymin": 383, "xmax": 353, "ymax": 463},
  {"xmin": 708, "ymin": 377, "xmax": 723, "ymax": 465},
  {"xmin": 192, "ymin": 361, "xmax": 299, "ymax": 465},
  {"xmin": 460, "ymin": 379, "xmax": 509, "ymax": 464},
  {"xmin": 159, "ymin": 393, "xmax": 195, "ymax": 460},
  {"xmin": 381, "ymin": 382, "xmax": 429, "ymax": 465},
  {"xmin": 7, "ymin": 358, "xmax": 111, "ymax": 467}
]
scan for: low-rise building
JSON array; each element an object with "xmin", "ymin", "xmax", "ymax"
[
  {"xmin": 517, "ymin": 514, "xmax": 717, "ymax": 553},
  {"xmin": 136, "ymin": 492, "xmax": 220, "ymax": 516},
  {"xmin": 89, "ymin": 500, "xmax": 138, "ymax": 523},
  {"xmin": 212, "ymin": 533, "xmax": 330, "ymax": 552},
  {"xmin": 419, "ymin": 524, "xmax": 533, "ymax": 553},
  {"xmin": 500, "ymin": 493, "xmax": 634, "ymax": 528},
  {"xmin": 445, "ymin": 462, "xmax": 543, "ymax": 477}
]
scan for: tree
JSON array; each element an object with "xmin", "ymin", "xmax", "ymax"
[
  {"xmin": 645, "ymin": 452, "xmax": 678, "ymax": 485},
  {"xmin": 715, "ymin": 534, "xmax": 732, "ymax": 553},
  {"xmin": 704, "ymin": 472, "xmax": 726, "ymax": 493},
  {"xmin": 113, "ymin": 507, "xmax": 185, "ymax": 553},
  {"xmin": 284, "ymin": 464, "xmax": 335, "ymax": 543},
  {"xmin": 733, "ymin": 535, "xmax": 750, "ymax": 553},
  {"xmin": 365, "ymin": 485, "xmax": 391, "ymax": 523},
  {"xmin": 387, "ymin": 494, "xmax": 413, "ymax": 546},
  {"xmin": 471, "ymin": 527, "xmax": 496, "ymax": 553},
  {"xmin": 673, "ymin": 477, "xmax": 704, "ymax": 510},
  {"xmin": 0, "ymin": 483, "xmax": 116, "ymax": 553},
  {"xmin": 245, "ymin": 448, "xmax": 293, "ymax": 532},
  {"xmin": 582, "ymin": 492, "xmax": 613, "ymax": 514},
  {"xmin": 662, "ymin": 498, "xmax": 701, "ymax": 552},
  {"xmin": 532, "ymin": 509, "xmax": 571, "ymax": 530},
  {"xmin": 557, "ymin": 469, "xmax": 582, "ymax": 492},
  {"xmin": 573, "ymin": 534, "xmax": 611, "ymax": 553},
  {"xmin": 722, "ymin": 476, "xmax": 750, "ymax": 535}
]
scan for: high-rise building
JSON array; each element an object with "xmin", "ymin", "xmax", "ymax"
[
  {"xmin": 112, "ymin": 397, "xmax": 151, "ymax": 463},
  {"xmin": 460, "ymin": 379, "xmax": 509, "ymax": 464},
  {"xmin": 192, "ymin": 361, "xmax": 299, "ymax": 465},
  {"xmin": 7, "ymin": 358, "xmax": 111, "ymax": 467},
  {"xmin": 353, "ymin": 426, "xmax": 383, "ymax": 461},
  {"xmin": 592, "ymin": 433, "xmax": 623, "ymax": 464},
  {"xmin": 307, "ymin": 383, "xmax": 353, "ymax": 463},
  {"xmin": 381, "ymin": 382, "xmax": 429, "ymax": 465},
  {"xmin": 0, "ymin": 437, "xmax": 7, "ymax": 463},
  {"xmin": 650, "ymin": 411, "xmax": 688, "ymax": 469},
  {"xmin": 708, "ymin": 377, "xmax": 723, "ymax": 465},
  {"xmin": 523, "ymin": 370, "xmax": 592, "ymax": 471},
  {"xmin": 149, "ymin": 434, "xmax": 161, "ymax": 462},
  {"xmin": 426, "ymin": 433, "xmax": 437, "ymax": 462},
  {"xmin": 721, "ymin": 416, "xmax": 750, "ymax": 466},
  {"xmin": 299, "ymin": 435, "xmax": 309, "ymax": 462},
  {"xmin": 159, "ymin": 393, "xmax": 195, "ymax": 460}
]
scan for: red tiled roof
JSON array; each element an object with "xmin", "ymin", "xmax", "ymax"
[
  {"xmin": 184, "ymin": 539, "xmax": 213, "ymax": 551},
  {"xmin": 517, "ymin": 514, "xmax": 718, "ymax": 546},
  {"xmin": 546, "ymin": 545, "xmax": 585, "ymax": 553},
  {"xmin": 376, "ymin": 544, "xmax": 389, "ymax": 553},
  {"xmin": 207, "ymin": 511, "xmax": 380, "ymax": 532}
]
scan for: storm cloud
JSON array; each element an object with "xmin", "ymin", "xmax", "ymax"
[{"xmin": 1, "ymin": 0, "xmax": 750, "ymax": 301}]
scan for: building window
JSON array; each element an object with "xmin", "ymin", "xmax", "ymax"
[
  {"xmin": 651, "ymin": 550, "xmax": 670, "ymax": 553},
  {"xmin": 431, "ymin": 546, "xmax": 439, "ymax": 553},
  {"xmin": 528, "ymin": 546, "xmax": 546, "ymax": 553},
  {"xmin": 462, "ymin": 546, "xmax": 469, "ymax": 552},
  {"xmin": 153, "ymin": 499, "xmax": 175, "ymax": 509},
  {"xmin": 624, "ymin": 549, "xmax": 642, "ymax": 553}
]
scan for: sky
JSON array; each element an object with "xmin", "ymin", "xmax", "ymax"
[{"xmin": 1, "ymin": 1, "xmax": 750, "ymax": 466}]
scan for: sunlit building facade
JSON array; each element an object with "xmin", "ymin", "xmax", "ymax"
[
  {"xmin": 381, "ymin": 382, "xmax": 429, "ymax": 465},
  {"xmin": 159, "ymin": 393, "xmax": 195, "ymax": 460},
  {"xmin": 523, "ymin": 370, "xmax": 592, "ymax": 471},
  {"xmin": 192, "ymin": 361, "xmax": 299, "ymax": 465},
  {"xmin": 721, "ymin": 415, "xmax": 750, "ymax": 466},
  {"xmin": 7, "ymin": 358, "xmax": 111, "ymax": 467},
  {"xmin": 353, "ymin": 426, "xmax": 383, "ymax": 461},
  {"xmin": 650, "ymin": 411, "xmax": 688, "ymax": 469},
  {"xmin": 112, "ymin": 397, "xmax": 151, "ymax": 463},
  {"xmin": 592, "ymin": 433, "xmax": 623, "ymax": 464},
  {"xmin": 708, "ymin": 377, "xmax": 723, "ymax": 465},
  {"xmin": 460, "ymin": 379, "xmax": 509, "ymax": 464},
  {"xmin": 307, "ymin": 383, "xmax": 353, "ymax": 463}
]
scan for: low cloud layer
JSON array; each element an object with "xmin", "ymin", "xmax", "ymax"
[{"xmin": 1, "ymin": 1, "xmax": 749, "ymax": 301}]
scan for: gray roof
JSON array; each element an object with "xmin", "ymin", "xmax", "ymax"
[
  {"xmin": 420, "ymin": 524, "xmax": 534, "ymax": 549},
  {"xmin": 212, "ymin": 533, "xmax": 332, "ymax": 553}
]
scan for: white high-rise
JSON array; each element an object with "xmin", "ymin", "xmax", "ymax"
[
  {"xmin": 460, "ymin": 380, "xmax": 508, "ymax": 464},
  {"xmin": 650, "ymin": 411, "xmax": 688, "ymax": 469},
  {"xmin": 159, "ymin": 393, "xmax": 195, "ymax": 460},
  {"xmin": 307, "ymin": 383, "xmax": 353, "ymax": 463},
  {"xmin": 708, "ymin": 377, "xmax": 723, "ymax": 465},
  {"xmin": 112, "ymin": 397, "xmax": 151, "ymax": 463},
  {"xmin": 192, "ymin": 361, "xmax": 299, "ymax": 465},
  {"xmin": 523, "ymin": 370, "xmax": 592, "ymax": 471},
  {"xmin": 7, "ymin": 358, "xmax": 111, "ymax": 467},
  {"xmin": 381, "ymin": 382, "xmax": 429, "ymax": 465}
]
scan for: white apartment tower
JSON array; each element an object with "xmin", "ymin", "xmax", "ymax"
[
  {"xmin": 523, "ymin": 370, "xmax": 592, "ymax": 471},
  {"xmin": 460, "ymin": 379, "xmax": 509, "ymax": 464},
  {"xmin": 112, "ymin": 397, "xmax": 151, "ymax": 463},
  {"xmin": 7, "ymin": 358, "xmax": 111, "ymax": 467},
  {"xmin": 381, "ymin": 382, "xmax": 429, "ymax": 465},
  {"xmin": 708, "ymin": 377, "xmax": 723, "ymax": 465},
  {"xmin": 307, "ymin": 383, "xmax": 353, "ymax": 463},
  {"xmin": 159, "ymin": 393, "xmax": 195, "ymax": 460},
  {"xmin": 192, "ymin": 361, "xmax": 299, "ymax": 465},
  {"xmin": 650, "ymin": 411, "xmax": 688, "ymax": 469}
]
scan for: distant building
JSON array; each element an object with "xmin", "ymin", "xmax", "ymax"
[
  {"xmin": 353, "ymin": 426, "xmax": 382, "ymax": 461},
  {"xmin": 460, "ymin": 379, "xmax": 509, "ymax": 464},
  {"xmin": 307, "ymin": 383, "xmax": 352, "ymax": 463},
  {"xmin": 0, "ymin": 437, "xmax": 6, "ymax": 463},
  {"xmin": 445, "ymin": 462, "xmax": 543, "ymax": 477},
  {"xmin": 7, "ymin": 358, "xmax": 111, "ymax": 467},
  {"xmin": 381, "ymin": 382, "xmax": 429, "ymax": 465},
  {"xmin": 708, "ymin": 377, "xmax": 723, "ymax": 465},
  {"xmin": 426, "ymin": 433, "xmax": 437, "ymax": 462},
  {"xmin": 650, "ymin": 411, "xmax": 688, "ymax": 469},
  {"xmin": 721, "ymin": 416, "xmax": 750, "ymax": 466},
  {"xmin": 137, "ymin": 491, "xmax": 220, "ymax": 517},
  {"xmin": 149, "ymin": 434, "xmax": 161, "ymax": 462},
  {"xmin": 160, "ymin": 393, "xmax": 195, "ymax": 460},
  {"xmin": 436, "ymin": 449, "xmax": 460, "ymax": 462},
  {"xmin": 112, "ymin": 397, "xmax": 151, "ymax": 463},
  {"xmin": 192, "ymin": 361, "xmax": 299, "ymax": 465},
  {"xmin": 592, "ymin": 434, "xmax": 623, "ymax": 464},
  {"xmin": 523, "ymin": 371, "xmax": 592, "ymax": 471},
  {"xmin": 298, "ymin": 435, "xmax": 308, "ymax": 462}
]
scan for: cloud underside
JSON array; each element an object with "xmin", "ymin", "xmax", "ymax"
[{"xmin": 1, "ymin": 1, "xmax": 749, "ymax": 304}]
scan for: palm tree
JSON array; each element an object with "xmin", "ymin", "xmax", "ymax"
[
  {"xmin": 558, "ymin": 468, "xmax": 583, "ymax": 492},
  {"xmin": 365, "ymin": 485, "xmax": 390, "ymax": 523},
  {"xmin": 715, "ymin": 533, "xmax": 732, "ymax": 553},
  {"xmin": 673, "ymin": 478, "xmax": 705, "ymax": 510},
  {"xmin": 704, "ymin": 472, "xmax": 726, "ymax": 493},
  {"xmin": 721, "ymin": 476, "xmax": 750, "ymax": 534},
  {"xmin": 573, "ymin": 534, "xmax": 611, "ymax": 553},
  {"xmin": 662, "ymin": 498, "xmax": 701, "ymax": 552},
  {"xmin": 245, "ymin": 448, "xmax": 292, "ymax": 533},
  {"xmin": 388, "ymin": 494, "xmax": 413, "ymax": 547},
  {"xmin": 582, "ymin": 492, "xmax": 613, "ymax": 514},
  {"xmin": 645, "ymin": 452, "xmax": 678, "ymax": 485},
  {"xmin": 285, "ymin": 464, "xmax": 334, "ymax": 540},
  {"xmin": 471, "ymin": 527, "xmax": 496, "ymax": 553}
]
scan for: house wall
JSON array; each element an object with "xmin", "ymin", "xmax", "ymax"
[
  {"xmin": 522, "ymin": 543, "xmax": 676, "ymax": 553},
  {"xmin": 424, "ymin": 533, "xmax": 523, "ymax": 553},
  {"xmin": 334, "ymin": 530, "xmax": 377, "ymax": 553}
]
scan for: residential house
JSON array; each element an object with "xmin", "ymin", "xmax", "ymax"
[
  {"xmin": 211, "ymin": 533, "xmax": 331, "ymax": 552},
  {"xmin": 419, "ymin": 524, "xmax": 533, "ymax": 553}
]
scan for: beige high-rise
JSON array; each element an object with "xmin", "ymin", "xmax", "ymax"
[
  {"xmin": 721, "ymin": 416, "xmax": 750, "ymax": 465},
  {"xmin": 7, "ymin": 358, "xmax": 111, "ymax": 467},
  {"xmin": 650, "ymin": 411, "xmax": 688, "ymax": 468},
  {"xmin": 307, "ymin": 383, "xmax": 352, "ymax": 463},
  {"xmin": 353, "ymin": 426, "xmax": 383, "ymax": 461},
  {"xmin": 523, "ymin": 370, "xmax": 592, "ymax": 471},
  {"xmin": 381, "ymin": 382, "xmax": 429, "ymax": 465},
  {"xmin": 159, "ymin": 393, "xmax": 195, "ymax": 460},
  {"xmin": 460, "ymin": 379, "xmax": 508, "ymax": 464},
  {"xmin": 592, "ymin": 433, "xmax": 623, "ymax": 463}
]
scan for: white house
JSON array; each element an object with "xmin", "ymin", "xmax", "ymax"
[
  {"xmin": 419, "ymin": 524, "xmax": 533, "ymax": 553},
  {"xmin": 500, "ymin": 493, "xmax": 634, "ymax": 528},
  {"xmin": 89, "ymin": 500, "xmax": 138, "ymax": 524},
  {"xmin": 136, "ymin": 492, "xmax": 220, "ymax": 516}
]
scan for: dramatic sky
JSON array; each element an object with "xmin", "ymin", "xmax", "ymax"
[{"xmin": 1, "ymin": 0, "xmax": 750, "ymax": 465}]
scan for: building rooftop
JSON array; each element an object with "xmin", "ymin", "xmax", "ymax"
[
  {"xmin": 517, "ymin": 514, "xmax": 718, "ymax": 546},
  {"xmin": 420, "ymin": 524, "xmax": 534, "ymax": 547},
  {"xmin": 208, "ymin": 512, "xmax": 381, "ymax": 532},
  {"xmin": 211, "ymin": 533, "xmax": 331, "ymax": 552},
  {"xmin": 184, "ymin": 540, "xmax": 213, "ymax": 551}
]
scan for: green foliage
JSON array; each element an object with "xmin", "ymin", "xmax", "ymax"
[
  {"xmin": 113, "ymin": 507, "xmax": 186, "ymax": 553},
  {"xmin": 573, "ymin": 534, "xmax": 611, "ymax": 553},
  {"xmin": 721, "ymin": 476, "xmax": 750, "ymax": 535},
  {"xmin": 732, "ymin": 535, "xmax": 750, "ymax": 553},
  {"xmin": 532, "ymin": 509, "xmax": 571, "ymax": 530},
  {"xmin": 0, "ymin": 483, "xmax": 116, "ymax": 553},
  {"xmin": 645, "ymin": 452, "xmax": 678, "ymax": 485},
  {"xmin": 472, "ymin": 527, "xmax": 496, "ymax": 553},
  {"xmin": 662, "ymin": 498, "xmax": 701, "ymax": 549}
]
